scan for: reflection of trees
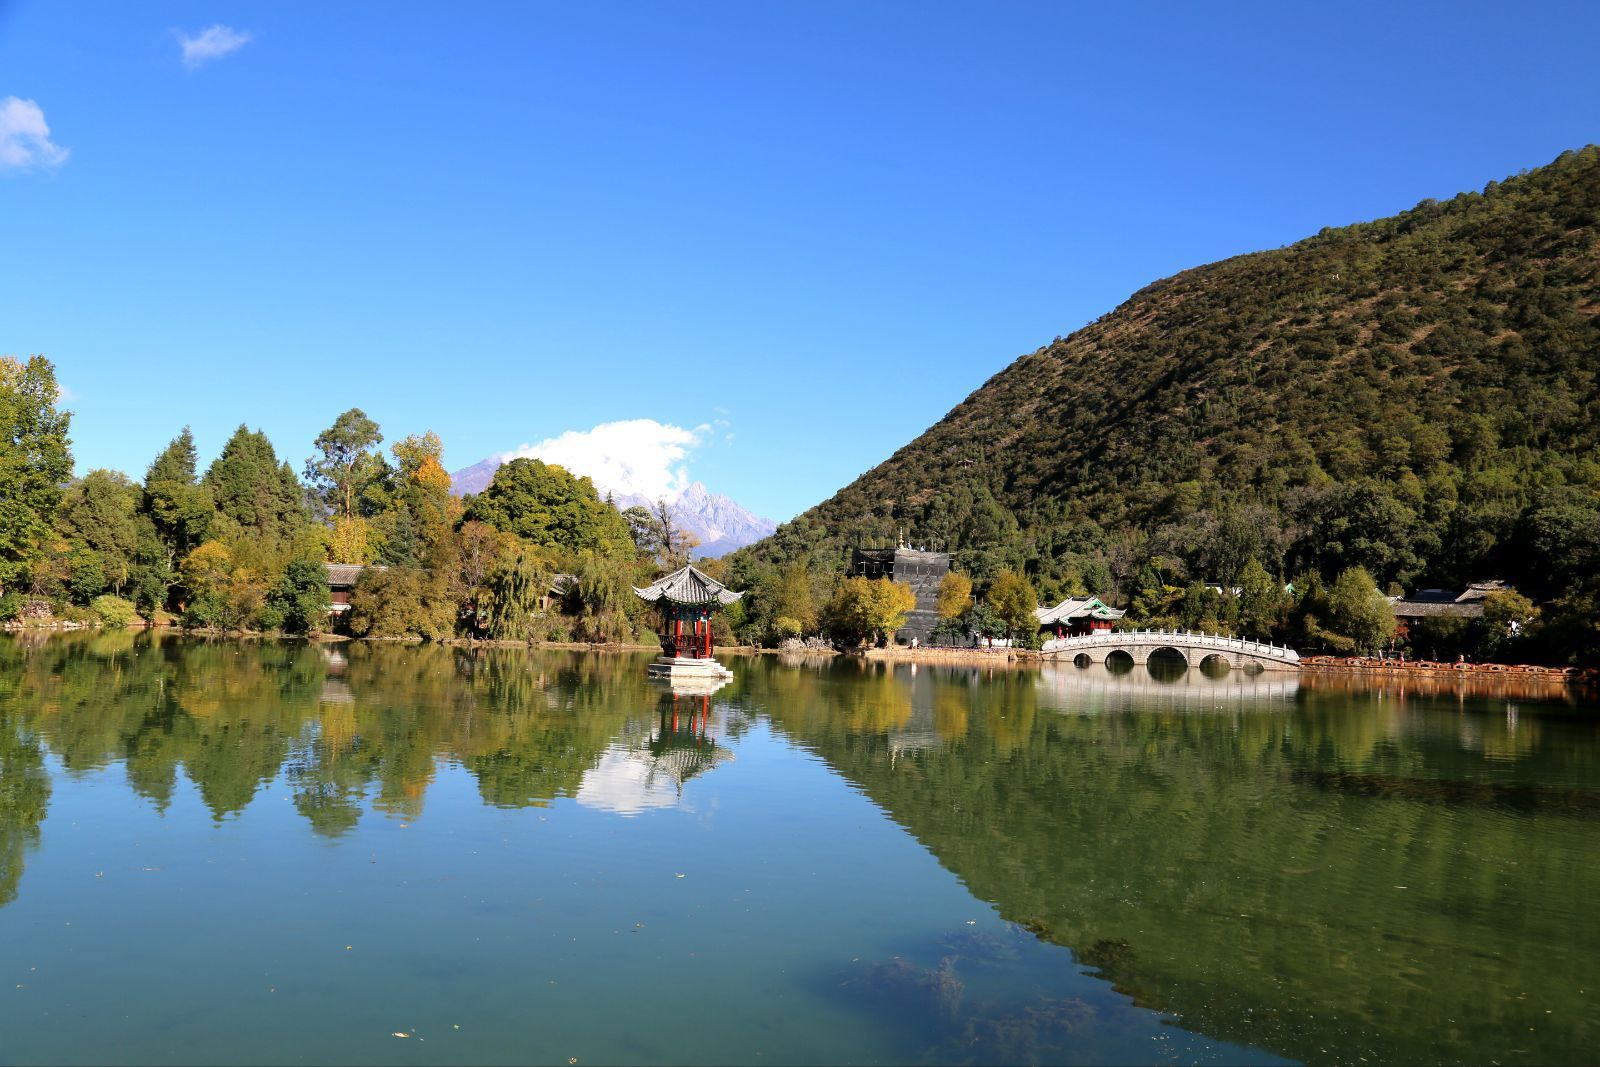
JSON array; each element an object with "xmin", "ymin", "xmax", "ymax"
[
  {"xmin": 761, "ymin": 658, "xmax": 1600, "ymax": 1066},
  {"xmin": 0, "ymin": 718, "xmax": 50, "ymax": 907},
  {"xmin": 0, "ymin": 637, "xmax": 655, "ymax": 856}
]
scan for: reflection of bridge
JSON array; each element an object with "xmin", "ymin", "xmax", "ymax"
[
  {"xmin": 1035, "ymin": 664, "xmax": 1300, "ymax": 713},
  {"xmin": 1041, "ymin": 630, "xmax": 1300, "ymax": 671}
]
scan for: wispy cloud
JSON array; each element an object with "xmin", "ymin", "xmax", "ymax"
[
  {"xmin": 504, "ymin": 419, "xmax": 707, "ymax": 502},
  {"xmin": 0, "ymin": 97, "xmax": 68, "ymax": 170},
  {"xmin": 177, "ymin": 25, "xmax": 252, "ymax": 69}
]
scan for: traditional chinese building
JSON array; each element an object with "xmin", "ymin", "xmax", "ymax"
[
  {"xmin": 633, "ymin": 564, "xmax": 744, "ymax": 680},
  {"xmin": 324, "ymin": 563, "xmax": 370, "ymax": 616},
  {"xmin": 1388, "ymin": 580, "xmax": 1504, "ymax": 640},
  {"xmin": 848, "ymin": 545, "xmax": 950, "ymax": 645},
  {"xmin": 1034, "ymin": 596, "xmax": 1125, "ymax": 638}
]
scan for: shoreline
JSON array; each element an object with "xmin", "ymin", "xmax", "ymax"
[
  {"xmin": 6, "ymin": 623, "xmax": 1596, "ymax": 688},
  {"xmin": 1299, "ymin": 655, "xmax": 1597, "ymax": 685}
]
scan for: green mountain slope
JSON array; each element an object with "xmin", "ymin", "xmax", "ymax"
[{"xmin": 739, "ymin": 147, "xmax": 1600, "ymax": 617}]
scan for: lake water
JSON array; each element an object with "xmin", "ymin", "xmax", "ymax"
[{"xmin": 0, "ymin": 634, "xmax": 1595, "ymax": 1065}]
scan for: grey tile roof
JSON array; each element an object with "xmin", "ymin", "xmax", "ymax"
[
  {"xmin": 632, "ymin": 564, "xmax": 743, "ymax": 606},
  {"xmin": 324, "ymin": 563, "xmax": 367, "ymax": 588}
]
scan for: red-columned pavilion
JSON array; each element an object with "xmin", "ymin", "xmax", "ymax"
[{"xmin": 632, "ymin": 564, "xmax": 743, "ymax": 680}]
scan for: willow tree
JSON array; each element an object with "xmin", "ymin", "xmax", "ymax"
[{"xmin": 482, "ymin": 545, "xmax": 550, "ymax": 641}]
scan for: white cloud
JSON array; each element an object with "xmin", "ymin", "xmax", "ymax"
[
  {"xmin": 0, "ymin": 97, "xmax": 68, "ymax": 170},
  {"xmin": 503, "ymin": 419, "xmax": 705, "ymax": 502},
  {"xmin": 177, "ymin": 25, "xmax": 252, "ymax": 69}
]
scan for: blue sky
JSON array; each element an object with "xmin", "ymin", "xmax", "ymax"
[{"xmin": 2, "ymin": 1, "xmax": 1598, "ymax": 520}]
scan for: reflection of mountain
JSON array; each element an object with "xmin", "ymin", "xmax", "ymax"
[{"xmin": 754, "ymin": 658, "xmax": 1600, "ymax": 1067}]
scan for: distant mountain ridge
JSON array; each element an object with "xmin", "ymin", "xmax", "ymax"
[{"xmin": 449, "ymin": 457, "xmax": 775, "ymax": 558}]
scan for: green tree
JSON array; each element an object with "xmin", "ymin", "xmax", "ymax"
[
  {"xmin": 262, "ymin": 557, "xmax": 333, "ymax": 634},
  {"xmin": 56, "ymin": 470, "xmax": 142, "ymax": 601},
  {"xmin": 1324, "ymin": 566, "xmax": 1397, "ymax": 654},
  {"xmin": 574, "ymin": 550, "xmax": 633, "ymax": 643},
  {"xmin": 305, "ymin": 408, "xmax": 385, "ymax": 520},
  {"xmin": 90, "ymin": 594, "xmax": 138, "ymax": 628},
  {"xmin": 462, "ymin": 458, "xmax": 632, "ymax": 557},
  {"xmin": 204, "ymin": 425, "xmax": 306, "ymax": 543},
  {"xmin": 0, "ymin": 356, "xmax": 73, "ymax": 597},
  {"xmin": 142, "ymin": 428, "xmax": 214, "ymax": 604},
  {"xmin": 482, "ymin": 544, "xmax": 549, "ymax": 641},
  {"xmin": 1236, "ymin": 557, "xmax": 1284, "ymax": 640},
  {"xmin": 622, "ymin": 505, "xmax": 661, "ymax": 558}
]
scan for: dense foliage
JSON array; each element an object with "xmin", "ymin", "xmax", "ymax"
[
  {"xmin": 0, "ymin": 380, "xmax": 662, "ymax": 642},
  {"xmin": 734, "ymin": 147, "xmax": 1600, "ymax": 661}
]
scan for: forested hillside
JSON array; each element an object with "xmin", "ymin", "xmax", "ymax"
[{"xmin": 734, "ymin": 147, "xmax": 1600, "ymax": 655}]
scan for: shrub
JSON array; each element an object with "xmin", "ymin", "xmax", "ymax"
[{"xmin": 91, "ymin": 595, "xmax": 138, "ymax": 628}]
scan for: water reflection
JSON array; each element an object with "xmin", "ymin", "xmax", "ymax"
[
  {"xmin": 2, "ymin": 635, "xmax": 1598, "ymax": 1065},
  {"xmin": 576, "ymin": 685, "xmax": 736, "ymax": 815},
  {"xmin": 744, "ymin": 656, "xmax": 1600, "ymax": 1066},
  {"xmin": 1035, "ymin": 662, "xmax": 1301, "ymax": 712}
]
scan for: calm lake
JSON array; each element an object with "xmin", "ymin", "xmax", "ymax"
[{"xmin": 0, "ymin": 635, "xmax": 1595, "ymax": 1065}]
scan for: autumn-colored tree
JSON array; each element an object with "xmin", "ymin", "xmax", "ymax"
[
  {"xmin": 986, "ymin": 570, "xmax": 1038, "ymax": 641},
  {"xmin": 825, "ymin": 577, "xmax": 917, "ymax": 646},
  {"xmin": 346, "ymin": 566, "xmax": 453, "ymax": 641},
  {"xmin": 937, "ymin": 571, "xmax": 973, "ymax": 620},
  {"xmin": 453, "ymin": 520, "xmax": 509, "ymax": 634},
  {"xmin": 774, "ymin": 562, "xmax": 818, "ymax": 634},
  {"xmin": 328, "ymin": 516, "xmax": 375, "ymax": 564}
]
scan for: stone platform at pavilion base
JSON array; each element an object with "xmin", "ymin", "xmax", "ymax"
[{"xmin": 646, "ymin": 655, "xmax": 735, "ymax": 684}]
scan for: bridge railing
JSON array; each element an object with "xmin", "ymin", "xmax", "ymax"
[{"xmin": 1040, "ymin": 628, "xmax": 1299, "ymax": 662}]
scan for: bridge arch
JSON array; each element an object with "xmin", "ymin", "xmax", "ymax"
[
  {"xmin": 1145, "ymin": 646, "xmax": 1190, "ymax": 669},
  {"xmin": 1104, "ymin": 649, "xmax": 1135, "ymax": 672}
]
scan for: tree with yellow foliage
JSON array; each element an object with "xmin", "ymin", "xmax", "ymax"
[
  {"xmin": 937, "ymin": 571, "xmax": 972, "ymax": 620},
  {"xmin": 825, "ymin": 577, "xmax": 917, "ymax": 647}
]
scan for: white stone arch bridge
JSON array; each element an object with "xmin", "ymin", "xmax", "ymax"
[{"xmin": 1041, "ymin": 629, "xmax": 1300, "ymax": 671}]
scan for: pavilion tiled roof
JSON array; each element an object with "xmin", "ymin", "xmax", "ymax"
[
  {"xmin": 1034, "ymin": 596, "xmax": 1126, "ymax": 625},
  {"xmin": 632, "ymin": 564, "xmax": 744, "ymax": 607}
]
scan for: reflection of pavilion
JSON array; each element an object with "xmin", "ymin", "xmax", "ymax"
[
  {"xmin": 1035, "ymin": 663, "xmax": 1300, "ymax": 713},
  {"xmin": 574, "ymin": 681, "xmax": 735, "ymax": 816}
]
